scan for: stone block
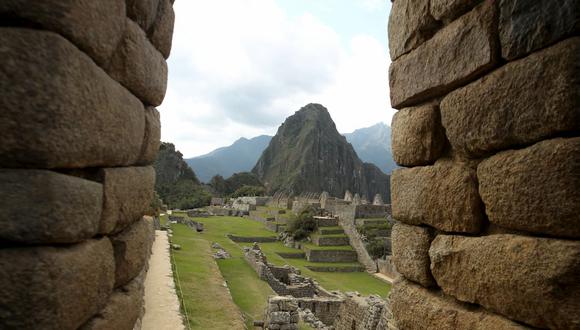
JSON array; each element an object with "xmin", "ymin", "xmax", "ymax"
[
  {"xmin": 111, "ymin": 219, "xmax": 153, "ymax": 288},
  {"xmin": 430, "ymin": 0, "xmax": 483, "ymax": 23},
  {"xmin": 391, "ymin": 103, "xmax": 445, "ymax": 166},
  {"xmin": 0, "ymin": 28, "xmax": 145, "ymax": 169},
  {"xmin": 99, "ymin": 166, "xmax": 156, "ymax": 234},
  {"xmin": 388, "ymin": 0, "xmax": 439, "ymax": 60},
  {"xmin": 126, "ymin": 0, "xmax": 160, "ymax": 32},
  {"xmin": 391, "ymin": 159, "xmax": 484, "ymax": 233},
  {"xmin": 391, "ymin": 223, "xmax": 435, "ymax": 287},
  {"xmin": 499, "ymin": 0, "xmax": 580, "ymax": 60},
  {"xmin": 390, "ymin": 279, "xmax": 529, "ymax": 330},
  {"xmin": 429, "ymin": 234, "xmax": 580, "ymax": 329},
  {"xmin": 440, "ymin": 37, "xmax": 580, "ymax": 158},
  {"xmin": 148, "ymin": 0, "xmax": 175, "ymax": 58},
  {"xmin": 0, "ymin": 170, "xmax": 102, "ymax": 244},
  {"xmin": 80, "ymin": 274, "xmax": 145, "ymax": 330},
  {"xmin": 106, "ymin": 19, "xmax": 168, "ymax": 106},
  {"xmin": 137, "ymin": 107, "xmax": 161, "ymax": 165},
  {"xmin": 0, "ymin": 239, "xmax": 115, "ymax": 330},
  {"xmin": 389, "ymin": 0, "xmax": 498, "ymax": 108},
  {"xmin": 0, "ymin": 0, "xmax": 125, "ymax": 67},
  {"xmin": 478, "ymin": 137, "xmax": 580, "ymax": 238}
]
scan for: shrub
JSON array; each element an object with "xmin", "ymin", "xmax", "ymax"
[
  {"xmin": 286, "ymin": 206, "xmax": 317, "ymax": 240},
  {"xmin": 366, "ymin": 239, "xmax": 388, "ymax": 259},
  {"xmin": 231, "ymin": 185, "xmax": 265, "ymax": 198}
]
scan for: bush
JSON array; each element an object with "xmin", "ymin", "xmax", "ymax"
[
  {"xmin": 366, "ymin": 239, "xmax": 388, "ymax": 259},
  {"xmin": 231, "ymin": 185, "xmax": 265, "ymax": 198},
  {"xmin": 286, "ymin": 206, "xmax": 317, "ymax": 240}
]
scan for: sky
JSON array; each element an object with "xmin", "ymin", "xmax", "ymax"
[{"xmin": 159, "ymin": 0, "xmax": 394, "ymax": 158}]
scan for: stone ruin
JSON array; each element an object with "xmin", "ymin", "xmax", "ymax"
[
  {"xmin": 245, "ymin": 244, "xmax": 319, "ymax": 298},
  {"xmin": 372, "ymin": 194, "xmax": 383, "ymax": 206},
  {"xmin": 0, "ymin": 1, "xmax": 174, "ymax": 329},
  {"xmin": 388, "ymin": 0, "xmax": 579, "ymax": 328},
  {"xmin": 344, "ymin": 190, "xmax": 353, "ymax": 202},
  {"xmin": 169, "ymin": 215, "xmax": 204, "ymax": 232}
]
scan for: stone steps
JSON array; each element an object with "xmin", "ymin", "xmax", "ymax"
[
  {"xmin": 317, "ymin": 227, "xmax": 344, "ymax": 235},
  {"xmin": 304, "ymin": 247, "xmax": 358, "ymax": 263},
  {"xmin": 355, "ymin": 219, "xmax": 387, "ymax": 227},
  {"xmin": 305, "ymin": 264, "xmax": 364, "ymax": 272},
  {"xmin": 314, "ymin": 217, "xmax": 339, "ymax": 227},
  {"xmin": 311, "ymin": 234, "xmax": 350, "ymax": 247}
]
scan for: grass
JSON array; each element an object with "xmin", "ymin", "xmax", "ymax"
[
  {"xmin": 165, "ymin": 213, "xmax": 391, "ymax": 329},
  {"xmin": 164, "ymin": 214, "xmax": 274, "ymax": 328}
]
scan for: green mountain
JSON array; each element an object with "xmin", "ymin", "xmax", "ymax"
[{"xmin": 252, "ymin": 103, "xmax": 391, "ymax": 201}]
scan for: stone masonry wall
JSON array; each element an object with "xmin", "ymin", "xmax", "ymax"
[
  {"xmin": 388, "ymin": 0, "xmax": 579, "ymax": 329},
  {"xmin": 0, "ymin": 1, "xmax": 175, "ymax": 329}
]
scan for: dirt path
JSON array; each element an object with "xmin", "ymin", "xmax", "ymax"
[
  {"xmin": 142, "ymin": 231, "xmax": 185, "ymax": 330},
  {"xmin": 373, "ymin": 272, "xmax": 395, "ymax": 284}
]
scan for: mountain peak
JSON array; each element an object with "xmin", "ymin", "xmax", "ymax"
[{"xmin": 253, "ymin": 104, "xmax": 390, "ymax": 200}]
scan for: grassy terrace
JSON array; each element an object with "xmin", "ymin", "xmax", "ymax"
[{"xmin": 164, "ymin": 212, "xmax": 390, "ymax": 328}]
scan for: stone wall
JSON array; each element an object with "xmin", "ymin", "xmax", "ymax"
[
  {"xmin": 334, "ymin": 294, "xmax": 388, "ymax": 330},
  {"xmin": 0, "ymin": 1, "xmax": 174, "ymax": 329},
  {"xmin": 388, "ymin": 0, "xmax": 579, "ymax": 329}
]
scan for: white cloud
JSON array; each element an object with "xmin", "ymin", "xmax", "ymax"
[{"xmin": 160, "ymin": 0, "xmax": 394, "ymax": 158}]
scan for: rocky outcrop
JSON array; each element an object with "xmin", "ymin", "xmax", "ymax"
[
  {"xmin": 154, "ymin": 142, "xmax": 200, "ymax": 187},
  {"xmin": 253, "ymin": 104, "xmax": 390, "ymax": 201}
]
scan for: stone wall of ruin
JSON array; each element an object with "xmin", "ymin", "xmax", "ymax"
[
  {"xmin": 0, "ymin": 1, "xmax": 175, "ymax": 329},
  {"xmin": 388, "ymin": 0, "xmax": 579, "ymax": 329}
]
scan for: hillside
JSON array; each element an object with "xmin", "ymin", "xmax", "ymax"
[
  {"xmin": 186, "ymin": 135, "xmax": 271, "ymax": 182},
  {"xmin": 344, "ymin": 123, "xmax": 398, "ymax": 174},
  {"xmin": 153, "ymin": 143, "xmax": 211, "ymax": 209},
  {"xmin": 252, "ymin": 103, "xmax": 390, "ymax": 201}
]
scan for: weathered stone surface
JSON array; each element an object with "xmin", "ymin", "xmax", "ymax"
[
  {"xmin": 441, "ymin": 37, "xmax": 580, "ymax": 158},
  {"xmin": 0, "ymin": 170, "xmax": 102, "ymax": 244},
  {"xmin": 138, "ymin": 107, "xmax": 161, "ymax": 165},
  {"xmin": 126, "ymin": 0, "xmax": 160, "ymax": 32},
  {"xmin": 0, "ymin": 239, "xmax": 115, "ymax": 330},
  {"xmin": 431, "ymin": 0, "xmax": 483, "ymax": 23},
  {"xmin": 391, "ymin": 103, "xmax": 445, "ymax": 166},
  {"xmin": 388, "ymin": 0, "xmax": 439, "ymax": 60},
  {"xmin": 389, "ymin": 0, "xmax": 498, "ymax": 108},
  {"xmin": 0, "ymin": 0, "xmax": 125, "ymax": 67},
  {"xmin": 99, "ymin": 166, "xmax": 156, "ymax": 234},
  {"xmin": 80, "ymin": 274, "xmax": 145, "ymax": 330},
  {"xmin": 390, "ymin": 279, "xmax": 530, "ymax": 330},
  {"xmin": 478, "ymin": 137, "xmax": 580, "ymax": 238},
  {"xmin": 0, "ymin": 28, "xmax": 145, "ymax": 169},
  {"xmin": 430, "ymin": 235, "xmax": 580, "ymax": 329},
  {"xmin": 391, "ymin": 223, "xmax": 435, "ymax": 287},
  {"xmin": 148, "ymin": 0, "xmax": 175, "ymax": 58},
  {"xmin": 391, "ymin": 159, "xmax": 484, "ymax": 233},
  {"xmin": 111, "ymin": 219, "xmax": 153, "ymax": 287},
  {"xmin": 106, "ymin": 19, "xmax": 168, "ymax": 106},
  {"xmin": 499, "ymin": 0, "xmax": 580, "ymax": 60}
]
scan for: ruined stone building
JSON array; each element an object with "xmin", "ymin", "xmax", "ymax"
[
  {"xmin": 0, "ymin": 0, "xmax": 174, "ymax": 329},
  {"xmin": 388, "ymin": 0, "xmax": 579, "ymax": 329}
]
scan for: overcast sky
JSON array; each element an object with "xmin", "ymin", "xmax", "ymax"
[{"xmin": 159, "ymin": 0, "xmax": 394, "ymax": 158}]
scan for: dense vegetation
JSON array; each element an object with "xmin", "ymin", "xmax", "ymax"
[
  {"xmin": 209, "ymin": 172, "xmax": 264, "ymax": 197},
  {"xmin": 154, "ymin": 142, "xmax": 212, "ymax": 209},
  {"xmin": 287, "ymin": 206, "xmax": 317, "ymax": 240}
]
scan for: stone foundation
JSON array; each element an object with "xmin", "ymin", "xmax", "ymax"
[
  {"xmin": 388, "ymin": 0, "xmax": 580, "ymax": 328},
  {"xmin": 0, "ymin": 1, "xmax": 174, "ymax": 328}
]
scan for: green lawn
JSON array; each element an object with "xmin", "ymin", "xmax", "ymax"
[{"xmin": 165, "ymin": 213, "xmax": 391, "ymax": 329}]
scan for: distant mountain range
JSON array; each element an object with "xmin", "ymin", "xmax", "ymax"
[
  {"xmin": 252, "ymin": 103, "xmax": 390, "ymax": 201},
  {"xmin": 185, "ymin": 135, "xmax": 271, "ymax": 182},
  {"xmin": 186, "ymin": 119, "xmax": 396, "ymax": 183}
]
